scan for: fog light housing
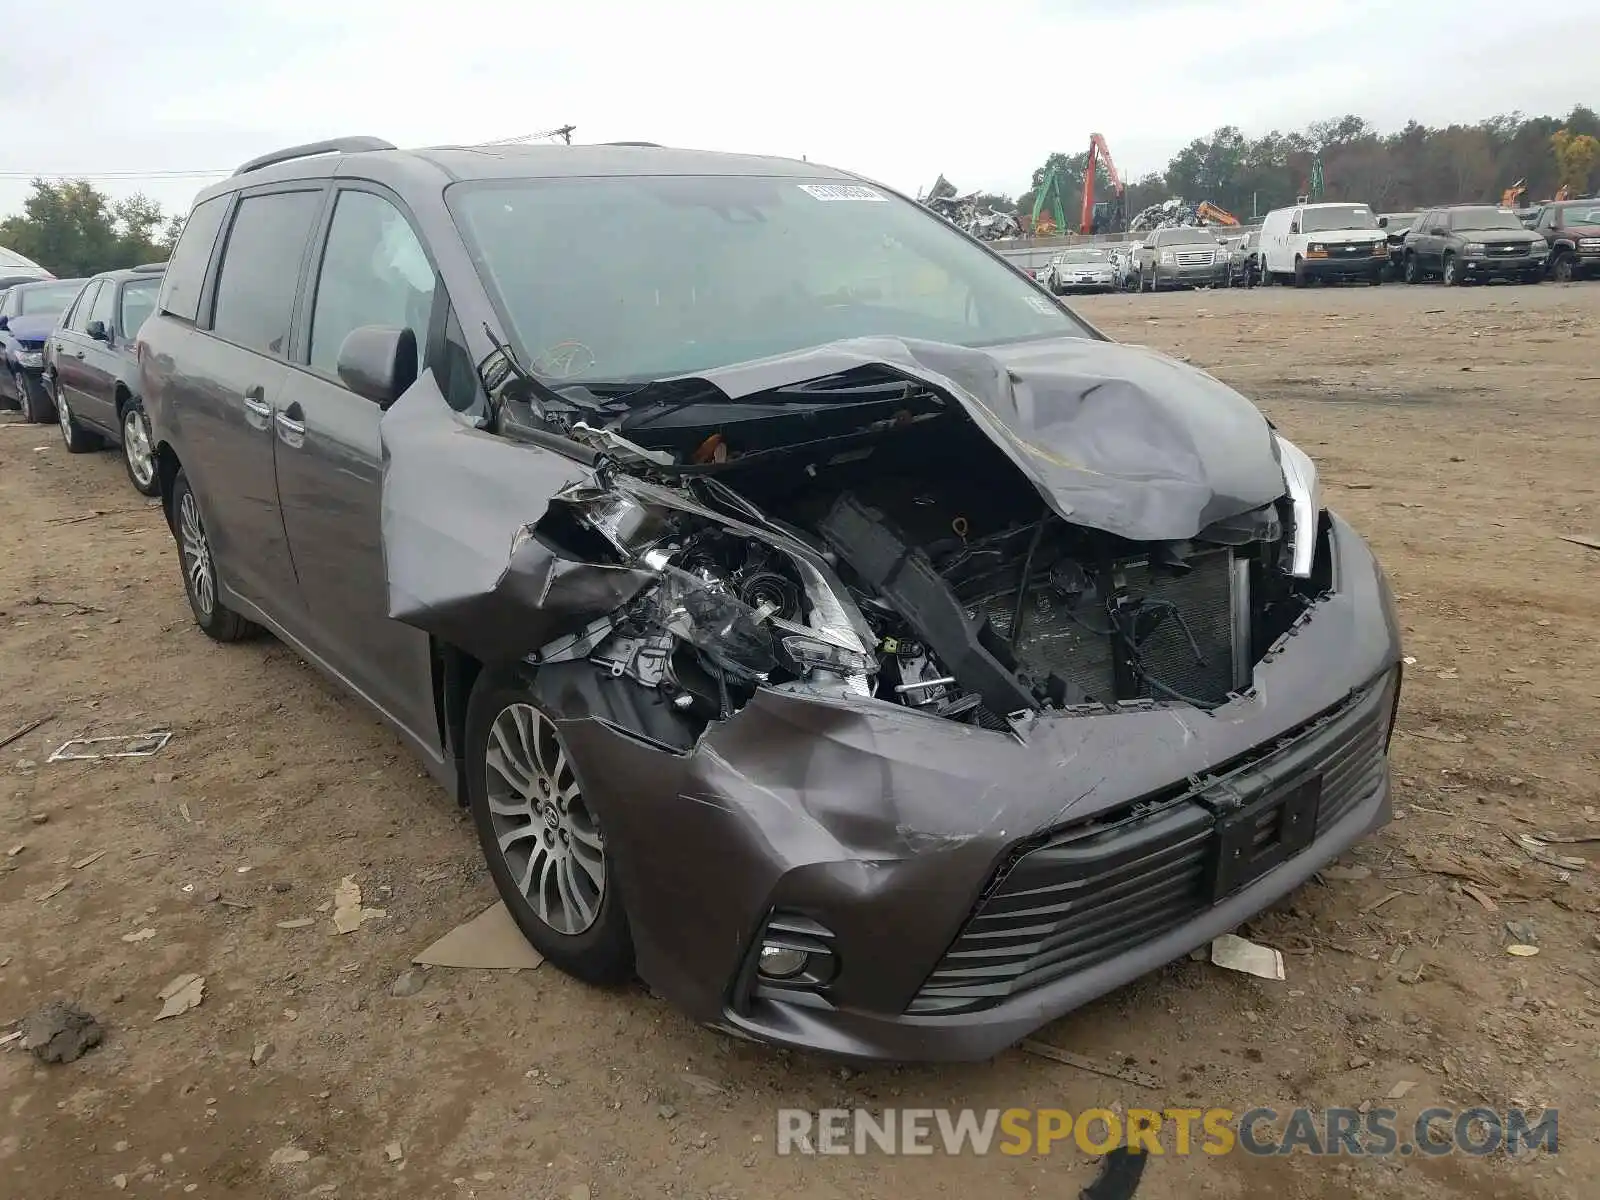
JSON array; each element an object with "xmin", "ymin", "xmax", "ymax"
[{"xmin": 758, "ymin": 944, "xmax": 809, "ymax": 978}]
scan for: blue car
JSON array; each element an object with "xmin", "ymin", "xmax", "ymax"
[{"xmin": 0, "ymin": 277, "xmax": 88, "ymax": 421}]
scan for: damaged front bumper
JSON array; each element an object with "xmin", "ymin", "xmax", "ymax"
[{"xmin": 529, "ymin": 512, "xmax": 1402, "ymax": 1061}]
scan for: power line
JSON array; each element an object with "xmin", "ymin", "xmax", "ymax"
[{"xmin": 0, "ymin": 169, "xmax": 231, "ymax": 181}]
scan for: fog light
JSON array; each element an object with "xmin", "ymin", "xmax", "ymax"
[{"xmin": 758, "ymin": 944, "xmax": 809, "ymax": 978}]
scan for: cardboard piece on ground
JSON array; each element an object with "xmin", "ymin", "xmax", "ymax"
[
  {"xmin": 413, "ymin": 902, "xmax": 544, "ymax": 971},
  {"xmin": 1210, "ymin": 933, "xmax": 1285, "ymax": 981}
]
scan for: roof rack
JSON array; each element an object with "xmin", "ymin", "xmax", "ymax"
[
  {"xmin": 131, "ymin": 261, "xmax": 167, "ymax": 273},
  {"xmin": 233, "ymin": 136, "xmax": 396, "ymax": 178},
  {"xmin": 602, "ymin": 141, "xmax": 662, "ymax": 148}
]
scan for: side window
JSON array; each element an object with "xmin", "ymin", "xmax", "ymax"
[
  {"xmin": 1289, "ymin": 211, "xmax": 1302, "ymax": 235},
  {"xmin": 158, "ymin": 195, "xmax": 229, "ymax": 322},
  {"xmin": 119, "ymin": 278, "xmax": 160, "ymax": 339},
  {"xmin": 211, "ymin": 189, "xmax": 323, "ymax": 356},
  {"xmin": 0, "ymin": 289, "xmax": 18, "ymax": 319},
  {"xmin": 307, "ymin": 189, "xmax": 435, "ymax": 375},
  {"xmin": 68, "ymin": 282, "xmax": 101, "ymax": 332},
  {"xmin": 89, "ymin": 279, "xmax": 118, "ymax": 332}
]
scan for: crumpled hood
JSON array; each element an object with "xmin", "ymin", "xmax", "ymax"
[
  {"xmin": 6, "ymin": 314, "xmax": 59, "ymax": 342},
  {"xmin": 659, "ymin": 335, "xmax": 1288, "ymax": 542}
]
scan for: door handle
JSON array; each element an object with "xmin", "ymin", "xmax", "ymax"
[
  {"xmin": 71, "ymin": 350, "xmax": 85, "ymax": 359},
  {"xmin": 275, "ymin": 412, "xmax": 305, "ymax": 436},
  {"xmin": 275, "ymin": 401, "xmax": 306, "ymax": 448}
]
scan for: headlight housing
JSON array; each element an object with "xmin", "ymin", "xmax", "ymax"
[
  {"xmin": 1307, "ymin": 242, "xmax": 1326, "ymax": 253},
  {"xmin": 1464, "ymin": 242, "xmax": 1486, "ymax": 255},
  {"xmin": 1531, "ymin": 243, "xmax": 1549, "ymax": 256},
  {"xmin": 1275, "ymin": 433, "xmax": 1322, "ymax": 579},
  {"xmin": 1159, "ymin": 250, "xmax": 1175, "ymax": 264},
  {"xmin": 16, "ymin": 350, "xmax": 42, "ymax": 369}
]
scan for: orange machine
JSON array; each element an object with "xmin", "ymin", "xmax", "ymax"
[{"xmin": 1080, "ymin": 133, "xmax": 1126, "ymax": 234}]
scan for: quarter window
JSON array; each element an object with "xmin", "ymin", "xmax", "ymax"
[
  {"xmin": 120, "ymin": 277, "xmax": 160, "ymax": 338},
  {"xmin": 308, "ymin": 189, "xmax": 435, "ymax": 375},
  {"xmin": 211, "ymin": 190, "xmax": 323, "ymax": 356},
  {"xmin": 64, "ymin": 282, "xmax": 99, "ymax": 332}
]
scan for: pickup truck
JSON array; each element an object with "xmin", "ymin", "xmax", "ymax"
[{"xmin": 1530, "ymin": 199, "xmax": 1600, "ymax": 282}]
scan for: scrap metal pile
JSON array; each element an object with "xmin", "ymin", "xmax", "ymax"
[
  {"xmin": 921, "ymin": 175, "xmax": 1020, "ymax": 241},
  {"xmin": 1129, "ymin": 198, "xmax": 1230, "ymax": 233}
]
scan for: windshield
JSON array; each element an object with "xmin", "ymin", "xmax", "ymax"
[
  {"xmin": 15, "ymin": 281, "xmax": 82, "ymax": 316},
  {"xmin": 1555, "ymin": 203, "xmax": 1600, "ymax": 227},
  {"xmin": 447, "ymin": 175, "xmax": 1089, "ymax": 383},
  {"xmin": 1157, "ymin": 227, "xmax": 1217, "ymax": 246},
  {"xmin": 1062, "ymin": 248, "xmax": 1109, "ymax": 263},
  {"xmin": 1301, "ymin": 206, "xmax": 1378, "ymax": 233},
  {"xmin": 1449, "ymin": 208, "xmax": 1524, "ymax": 232},
  {"xmin": 120, "ymin": 277, "xmax": 160, "ymax": 337}
]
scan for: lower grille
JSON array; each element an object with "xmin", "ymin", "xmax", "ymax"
[{"xmin": 907, "ymin": 673, "xmax": 1395, "ymax": 1015}]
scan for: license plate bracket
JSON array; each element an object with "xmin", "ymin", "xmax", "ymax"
[{"xmin": 1208, "ymin": 775, "xmax": 1322, "ymax": 900}]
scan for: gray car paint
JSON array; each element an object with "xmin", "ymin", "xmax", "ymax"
[{"xmin": 139, "ymin": 141, "xmax": 1402, "ymax": 1062}]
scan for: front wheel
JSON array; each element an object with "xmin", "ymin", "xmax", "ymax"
[
  {"xmin": 16, "ymin": 370, "xmax": 53, "ymax": 424},
  {"xmin": 1292, "ymin": 258, "xmax": 1308, "ymax": 288},
  {"xmin": 120, "ymin": 399, "xmax": 161, "ymax": 496},
  {"xmin": 56, "ymin": 384, "xmax": 100, "ymax": 453},
  {"xmin": 1368, "ymin": 269, "xmax": 1383, "ymax": 287},
  {"xmin": 171, "ymin": 469, "xmax": 256, "ymax": 642},
  {"xmin": 1403, "ymin": 254, "xmax": 1421, "ymax": 284},
  {"xmin": 465, "ymin": 671, "xmax": 634, "ymax": 984},
  {"xmin": 1442, "ymin": 253, "xmax": 1460, "ymax": 286},
  {"xmin": 1551, "ymin": 251, "xmax": 1576, "ymax": 283}
]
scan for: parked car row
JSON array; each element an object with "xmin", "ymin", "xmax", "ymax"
[
  {"xmin": 1390, "ymin": 199, "xmax": 1600, "ymax": 285},
  {"xmin": 0, "ymin": 264, "xmax": 167, "ymax": 493},
  {"xmin": 78, "ymin": 135, "xmax": 1402, "ymax": 1062}
]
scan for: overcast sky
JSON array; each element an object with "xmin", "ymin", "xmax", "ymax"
[{"xmin": 1, "ymin": 0, "xmax": 1592, "ymax": 221}]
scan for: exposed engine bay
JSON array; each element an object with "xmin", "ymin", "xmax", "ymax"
[{"xmin": 496, "ymin": 343, "xmax": 1331, "ymax": 750}]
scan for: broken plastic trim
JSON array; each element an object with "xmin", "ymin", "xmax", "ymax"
[{"xmin": 1275, "ymin": 433, "xmax": 1321, "ymax": 579}]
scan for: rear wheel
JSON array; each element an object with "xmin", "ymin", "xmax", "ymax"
[
  {"xmin": 171, "ymin": 469, "xmax": 255, "ymax": 642},
  {"xmin": 120, "ymin": 398, "xmax": 161, "ymax": 496},
  {"xmin": 465, "ymin": 670, "xmax": 634, "ymax": 984},
  {"xmin": 1442, "ymin": 253, "xmax": 1460, "ymax": 286}
]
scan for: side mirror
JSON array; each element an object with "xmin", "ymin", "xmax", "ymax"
[
  {"xmin": 336, "ymin": 325, "xmax": 417, "ymax": 408},
  {"xmin": 0, "ymin": 315, "xmax": 9, "ymax": 331},
  {"xmin": 1377, "ymin": 216, "xmax": 1389, "ymax": 228},
  {"xmin": 86, "ymin": 319, "xmax": 109, "ymax": 342}
]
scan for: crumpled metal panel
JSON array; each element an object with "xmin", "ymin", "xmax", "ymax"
[
  {"xmin": 378, "ymin": 385, "xmax": 656, "ymax": 662},
  {"xmin": 650, "ymin": 335, "xmax": 1287, "ymax": 543}
]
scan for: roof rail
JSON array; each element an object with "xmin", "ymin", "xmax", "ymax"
[
  {"xmin": 233, "ymin": 136, "xmax": 396, "ymax": 177},
  {"xmin": 131, "ymin": 261, "xmax": 168, "ymax": 273},
  {"xmin": 602, "ymin": 141, "xmax": 662, "ymax": 148}
]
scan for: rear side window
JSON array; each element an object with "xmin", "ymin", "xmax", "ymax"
[
  {"xmin": 158, "ymin": 196, "xmax": 229, "ymax": 322},
  {"xmin": 120, "ymin": 277, "xmax": 160, "ymax": 339},
  {"xmin": 211, "ymin": 190, "xmax": 323, "ymax": 357}
]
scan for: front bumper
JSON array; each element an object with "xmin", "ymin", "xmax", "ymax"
[
  {"xmin": 1155, "ymin": 263, "xmax": 1225, "ymax": 287},
  {"xmin": 1059, "ymin": 275, "xmax": 1118, "ymax": 292},
  {"xmin": 541, "ymin": 512, "xmax": 1402, "ymax": 1061},
  {"xmin": 1301, "ymin": 250, "xmax": 1387, "ymax": 278},
  {"xmin": 1462, "ymin": 252, "xmax": 1544, "ymax": 277}
]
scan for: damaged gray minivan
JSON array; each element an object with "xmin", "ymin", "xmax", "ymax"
[{"xmin": 139, "ymin": 137, "xmax": 1403, "ymax": 1061}]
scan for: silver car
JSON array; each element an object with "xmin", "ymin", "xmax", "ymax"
[{"xmin": 1042, "ymin": 246, "xmax": 1118, "ymax": 294}]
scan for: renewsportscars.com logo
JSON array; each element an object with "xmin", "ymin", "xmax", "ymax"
[{"xmin": 775, "ymin": 1106, "xmax": 1559, "ymax": 1158}]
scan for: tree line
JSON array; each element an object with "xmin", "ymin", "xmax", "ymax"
[
  {"xmin": 0, "ymin": 180, "xmax": 188, "ymax": 277},
  {"xmin": 1001, "ymin": 106, "xmax": 1600, "ymax": 225}
]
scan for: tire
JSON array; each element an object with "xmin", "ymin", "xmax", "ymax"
[
  {"xmin": 55, "ymin": 382, "xmax": 100, "ymax": 453},
  {"xmin": 1368, "ymin": 269, "xmax": 1383, "ymax": 287},
  {"xmin": 1293, "ymin": 258, "xmax": 1308, "ymax": 288},
  {"xmin": 1521, "ymin": 269, "xmax": 1543, "ymax": 285},
  {"xmin": 119, "ymin": 397, "xmax": 161, "ymax": 496},
  {"xmin": 171, "ymin": 468, "xmax": 255, "ymax": 642},
  {"xmin": 1442, "ymin": 253, "xmax": 1460, "ymax": 287},
  {"xmin": 1260, "ymin": 263, "xmax": 1274, "ymax": 287},
  {"xmin": 465, "ymin": 668, "xmax": 634, "ymax": 984},
  {"xmin": 1139, "ymin": 267, "xmax": 1152, "ymax": 293},
  {"xmin": 1403, "ymin": 254, "xmax": 1421, "ymax": 284},
  {"xmin": 1552, "ymin": 251, "xmax": 1576, "ymax": 283},
  {"xmin": 16, "ymin": 370, "xmax": 54, "ymax": 424}
]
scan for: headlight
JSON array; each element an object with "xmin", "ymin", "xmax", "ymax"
[
  {"xmin": 1307, "ymin": 242, "xmax": 1326, "ymax": 253},
  {"xmin": 1275, "ymin": 433, "xmax": 1321, "ymax": 579},
  {"xmin": 1370, "ymin": 241, "xmax": 1387, "ymax": 254},
  {"xmin": 1464, "ymin": 242, "xmax": 1485, "ymax": 254},
  {"xmin": 16, "ymin": 350, "xmax": 42, "ymax": 368},
  {"xmin": 1531, "ymin": 243, "xmax": 1549, "ymax": 256},
  {"xmin": 1159, "ymin": 250, "xmax": 1175, "ymax": 264}
]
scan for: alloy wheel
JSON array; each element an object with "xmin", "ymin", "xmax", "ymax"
[
  {"xmin": 124, "ymin": 409, "xmax": 155, "ymax": 489},
  {"xmin": 15, "ymin": 372, "xmax": 32, "ymax": 421},
  {"xmin": 484, "ymin": 703, "xmax": 605, "ymax": 936},
  {"xmin": 178, "ymin": 491, "xmax": 216, "ymax": 616},
  {"xmin": 57, "ymin": 391, "xmax": 72, "ymax": 445}
]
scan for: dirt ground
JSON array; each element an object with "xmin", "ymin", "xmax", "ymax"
[{"xmin": 3, "ymin": 282, "xmax": 1597, "ymax": 1200}]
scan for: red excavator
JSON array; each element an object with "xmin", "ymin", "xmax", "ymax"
[{"xmin": 1080, "ymin": 132, "xmax": 1126, "ymax": 234}]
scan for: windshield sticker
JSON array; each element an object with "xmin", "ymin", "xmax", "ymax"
[{"xmin": 798, "ymin": 184, "xmax": 889, "ymax": 202}]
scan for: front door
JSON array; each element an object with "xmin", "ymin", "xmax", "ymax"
[
  {"xmin": 179, "ymin": 186, "xmax": 326, "ymax": 628},
  {"xmin": 53, "ymin": 281, "xmax": 99, "ymax": 416},
  {"xmin": 77, "ymin": 277, "xmax": 123, "ymax": 431},
  {"xmin": 274, "ymin": 185, "xmax": 442, "ymax": 746}
]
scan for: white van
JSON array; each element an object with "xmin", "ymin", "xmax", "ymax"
[{"xmin": 1258, "ymin": 202, "xmax": 1389, "ymax": 287}]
